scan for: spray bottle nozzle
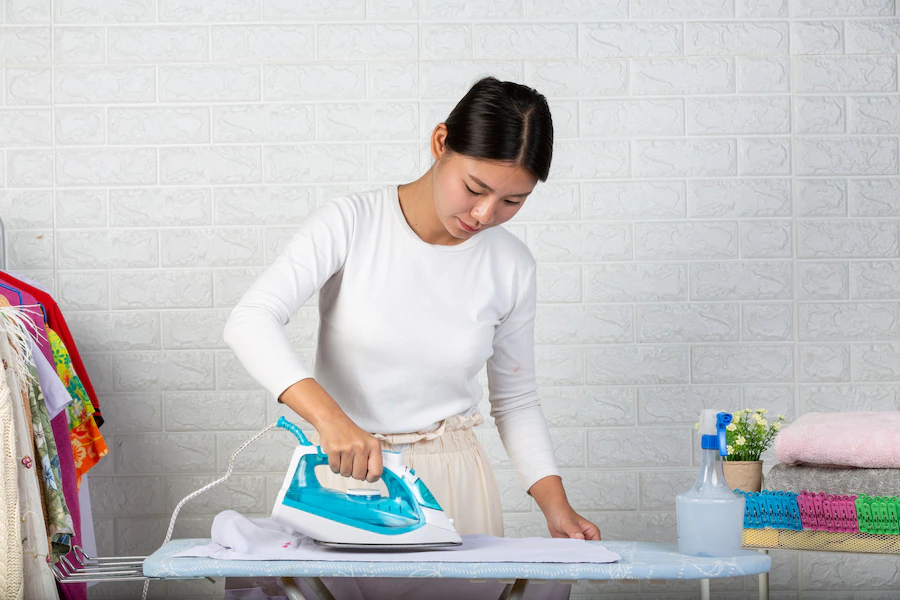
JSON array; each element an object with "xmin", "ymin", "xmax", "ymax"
[
  {"xmin": 700, "ymin": 411, "xmax": 732, "ymax": 457},
  {"xmin": 716, "ymin": 412, "xmax": 731, "ymax": 457}
]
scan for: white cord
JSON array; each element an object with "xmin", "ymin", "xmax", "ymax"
[{"xmin": 141, "ymin": 421, "xmax": 282, "ymax": 600}]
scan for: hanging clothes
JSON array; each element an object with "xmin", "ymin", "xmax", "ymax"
[
  {"xmin": 0, "ymin": 294, "xmax": 87, "ymax": 600},
  {"xmin": 0, "ymin": 272, "xmax": 103, "ymax": 425},
  {"xmin": 0, "ymin": 350, "xmax": 24, "ymax": 600},
  {"xmin": 0, "ymin": 307, "xmax": 61, "ymax": 599},
  {"xmin": 0, "ymin": 296, "xmax": 74, "ymax": 560},
  {"xmin": 48, "ymin": 328, "xmax": 107, "ymax": 487},
  {"xmin": 24, "ymin": 357, "xmax": 75, "ymax": 562},
  {"xmin": 27, "ymin": 336, "xmax": 73, "ymax": 420}
]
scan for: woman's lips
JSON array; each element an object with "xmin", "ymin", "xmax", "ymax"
[{"xmin": 459, "ymin": 219, "xmax": 478, "ymax": 233}]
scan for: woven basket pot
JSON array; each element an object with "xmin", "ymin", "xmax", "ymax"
[{"xmin": 723, "ymin": 460, "xmax": 763, "ymax": 492}]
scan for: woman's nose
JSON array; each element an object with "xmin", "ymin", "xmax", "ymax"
[{"xmin": 472, "ymin": 199, "xmax": 495, "ymax": 225}]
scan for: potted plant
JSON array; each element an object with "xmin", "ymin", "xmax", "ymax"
[{"xmin": 722, "ymin": 409, "xmax": 785, "ymax": 492}]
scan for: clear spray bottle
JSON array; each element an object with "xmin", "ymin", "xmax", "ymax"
[{"xmin": 676, "ymin": 410, "xmax": 746, "ymax": 556}]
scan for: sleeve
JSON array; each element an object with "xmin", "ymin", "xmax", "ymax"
[
  {"xmin": 486, "ymin": 265, "xmax": 560, "ymax": 493},
  {"xmin": 223, "ymin": 198, "xmax": 354, "ymax": 401}
]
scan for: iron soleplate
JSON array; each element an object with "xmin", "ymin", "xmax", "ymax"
[{"xmin": 314, "ymin": 539, "xmax": 463, "ymax": 551}]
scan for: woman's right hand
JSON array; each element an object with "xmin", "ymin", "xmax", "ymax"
[
  {"xmin": 278, "ymin": 378, "xmax": 384, "ymax": 483},
  {"xmin": 316, "ymin": 417, "xmax": 384, "ymax": 483}
]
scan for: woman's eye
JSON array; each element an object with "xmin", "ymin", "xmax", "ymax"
[
  {"xmin": 504, "ymin": 200, "xmax": 521, "ymax": 206},
  {"xmin": 465, "ymin": 184, "xmax": 480, "ymax": 195}
]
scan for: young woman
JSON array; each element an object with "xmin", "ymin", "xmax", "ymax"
[{"xmin": 224, "ymin": 76, "xmax": 601, "ymax": 546}]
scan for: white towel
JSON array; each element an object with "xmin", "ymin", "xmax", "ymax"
[{"xmin": 174, "ymin": 510, "xmax": 621, "ymax": 564}]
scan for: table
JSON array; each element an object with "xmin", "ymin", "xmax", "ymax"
[{"xmin": 144, "ymin": 538, "xmax": 771, "ymax": 600}]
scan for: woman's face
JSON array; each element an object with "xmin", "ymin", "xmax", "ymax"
[{"xmin": 430, "ymin": 124, "xmax": 539, "ymax": 241}]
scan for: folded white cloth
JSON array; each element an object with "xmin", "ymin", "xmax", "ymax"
[{"xmin": 175, "ymin": 511, "xmax": 621, "ymax": 564}]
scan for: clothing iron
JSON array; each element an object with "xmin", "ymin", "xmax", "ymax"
[{"xmin": 271, "ymin": 417, "xmax": 463, "ymax": 549}]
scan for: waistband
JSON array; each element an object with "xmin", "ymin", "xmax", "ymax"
[
  {"xmin": 372, "ymin": 411, "xmax": 483, "ymax": 444},
  {"xmin": 308, "ymin": 412, "xmax": 484, "ymax": 455}
]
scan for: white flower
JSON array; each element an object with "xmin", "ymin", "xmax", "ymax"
[
  {"xmin": 778, "ymin": 414, "xmax": 786, "ymax": 420},
  {"xmin": 727, "ymin": 423, "xmax": 737, "ymax": 431},
  {"xmin": 727, "ymin": 445, "xmax": 734, "ymax": 454},
  {"xmin": 736, "ymin": 436, "xmax": 746, "ymax": 446},
  {"xmin": 694, "ymin": 422, "xmax": 699, "ymax": 430},
  {"xmin": 756, "ymin": 408, "xmax": 769, "ymax": 414},
  {"xmin": 773, "ymin": 422, "xmax": 782, "ymax": 431}
]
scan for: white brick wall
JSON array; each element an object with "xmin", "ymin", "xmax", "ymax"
[{"xmin": 2, "ymin": 0, "xmax": 899, "ymax": 598}]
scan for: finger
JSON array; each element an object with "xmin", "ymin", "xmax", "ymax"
[
  {"xmin": 351, "ymin": 451, "xmax": 368, "ymax": 481},
  {"xmin": 328, "ymin": 452, "xmax": 341, "ymax": 475},
  {"xmin": 339, "ymin": 452, "xmax": 353, "ymax": 478},
  {"xmin": 366, "ymin": 449, "xmax": 383, "ymax": 483}
]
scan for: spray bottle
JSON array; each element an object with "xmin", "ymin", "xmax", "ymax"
[{"xmin": 676, "ymin": 410, "xmax": 746, "ymax": 556}]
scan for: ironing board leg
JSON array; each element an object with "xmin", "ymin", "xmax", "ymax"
[
  {"xmin": 279, "ymin": 576, "xmax": 336, "ymax": 600},
  {"xmin": 281, "ymin": 577, "xmax": 309, "ymax": 600},
  {"xmin": 700, "ymin": 578, "xmax": 710, "ymax": 600},
  {"xmin": 499, "ymin": 578, "xmax": 529, "ymax": 600},
  {"xmin": 303, "ymin": 577, "xmax": 337, "ymax": 600},
  {"xmin": 758, "ymin": 549, "xmax": 770, "ymax": 600}
]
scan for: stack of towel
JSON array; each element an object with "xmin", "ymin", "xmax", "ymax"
[{"xmin": 765, "ymin": 412, "xmax": 900, "ymax": 497}]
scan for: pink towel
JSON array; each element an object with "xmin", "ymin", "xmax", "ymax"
[{"xmin": 775, "ymin": 412, "xmax": 900, "ymax": 469}]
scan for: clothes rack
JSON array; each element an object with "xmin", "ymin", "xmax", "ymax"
[{"xmin": 0, "ymin": 214, "xmax": 6, "ymax": 270}]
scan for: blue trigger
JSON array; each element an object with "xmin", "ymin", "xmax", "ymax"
[{"xmin": 716, "ymin": 412, "xmax": 732, "ymax": 457}]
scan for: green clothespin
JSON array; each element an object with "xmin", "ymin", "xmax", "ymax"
[{"xmin": 857, "ymin": 495, "xmax": 872, "ymax": 533}]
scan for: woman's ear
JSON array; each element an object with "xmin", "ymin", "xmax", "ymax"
[{"xmin": 430, "ymin": 123, "xmax": 449, "ymax": 161}]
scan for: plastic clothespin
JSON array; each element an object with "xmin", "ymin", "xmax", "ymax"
[
  {"xmin": 835, "ymin": 495, "xmax": 846, "ymax": 532},
  {"xmin": 890, "ymin": 499, "xmax": 900, "ymax": 535},
  {"xmin": 786, "ymin": 493, "xmax": 802, "ymax": 530},
  {"xmin": 823, "ymin": 495, "xmax": 836, "ymax": 531},
  {"xmin": 847, "ymin": 495, "xmax": 860, "ymax": 533},
  {"xmin": 857, "ymin": 495, "xmax": 872, "ymax": 533}
]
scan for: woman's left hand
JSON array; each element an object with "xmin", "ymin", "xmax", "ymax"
[{"xmin": 545, "ymin": 505, "xmax": 601, "ymax": 541}]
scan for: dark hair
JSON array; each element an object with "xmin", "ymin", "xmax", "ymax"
[{"xmin": 443, "ymin": 76, "xmax": 554, "ymax": 182}]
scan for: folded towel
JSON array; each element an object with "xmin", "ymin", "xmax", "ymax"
[
  {"xmin": 764, "ymin": 463, "xmax": 900, "ymax": 497},
  {"xmin": 775, "ymin": 412, "xmax": 900, "ymax": 469}
]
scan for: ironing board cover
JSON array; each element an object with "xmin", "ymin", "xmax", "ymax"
[{"xmin": 144, "ymin": 538, "xmax": 770, "ymax": 581}]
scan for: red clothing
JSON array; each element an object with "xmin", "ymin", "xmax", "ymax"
[{"xmin": 0, "ymin": 272, "xmax": 103, "ymax": 425}]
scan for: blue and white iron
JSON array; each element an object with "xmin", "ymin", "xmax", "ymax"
[{"xmin": 271, "ymin": 417, "xmax": 463, "ymax": 549}]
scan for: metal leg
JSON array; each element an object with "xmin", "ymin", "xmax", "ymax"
[
  {"xmin": 281, "ymin": 577, "xmax": 309, "ymax": 600},
  {"xmin": 498, "ymin": 579, "xmax": 529, "ymax": 600},
  {"xmin": 758, "ymin": 549, "xmax": 770, "ymax": 600},
  {"xmin": 303, "ymin": 577, "xmax": 337, "ymax": 600},
  {"xmin": 700, "ymin": 578, "xmax": 710, "ymax": 600}
]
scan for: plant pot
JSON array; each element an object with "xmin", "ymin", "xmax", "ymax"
[{"xmin": 723, "ymin": 460, "xmax": 763, "ymax": 492}]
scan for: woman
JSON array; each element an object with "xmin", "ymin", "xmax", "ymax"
[{"xmin": 223, "ymin": 76, "xmax": 600, "ymax": 598}]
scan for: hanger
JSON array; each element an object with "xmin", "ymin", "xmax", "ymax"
[
  {"xmin": 0, "ymin": 281, "xmax": 22, "ymax": 304},
  {"xmin": 0, "ymin": 216, "xmax": 48, "ymax": 322},
  {"xmin": 0, "ymin": 280, "xmax": 49, "ymax": 323}
]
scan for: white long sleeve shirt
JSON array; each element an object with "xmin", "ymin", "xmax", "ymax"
[{"xmin": 223, "ymin": 184, "xmax": 559, "ymax": 491}]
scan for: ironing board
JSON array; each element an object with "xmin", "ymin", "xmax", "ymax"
[{"xmin": 143, "ymin": 538, "xmax": 771, "ymax": 600}]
